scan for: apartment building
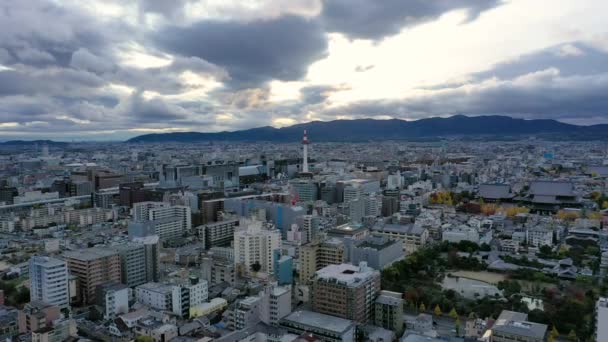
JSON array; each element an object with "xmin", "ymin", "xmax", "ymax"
[
  {"xmin": 63, "ymin": 247, "xmax": 121, "ymax": 305},
  {"xmin": 311, "ymin": 262, "xmax": 381, "ymax": 323}
]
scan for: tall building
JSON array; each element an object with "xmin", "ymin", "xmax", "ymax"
[
  {"xmin": 269, "ymin": 286, "xmax": 292, "ymax": 326},
  {"xmin": 311, "ymin": 262, "xmax": 381, "ymax": 323},
  {"xmin": 299, "ymin": 238, "xmax": 345, "ymax": 283},
  {"xmin": 63, "ymin": 247, "xmax": 121, "ymax": 304},
  {"xmin": 273, "ymin": 250, "xmax": 293, "ymax": 286},
  {"xmin": 374, "ymin": 291, "xmax": 404, "ymax": 337},
  {"xmin": 109, "ymin": 237, "xmax": 160, "ymax": 288},
  {"xmin": 234, "ymin": 219, "xmax": 281, "ymax": 275},
  {"xmin": 290, "ymin": 179, "xmax": 318, "ymax": 203},
  {"xmin": 297, "ymin": 215, "xmax": 320, "ymax": 243},
  {"xmin": 29, "ymin": 257, "xmax": 69, "ymax": 308},
  {"xmin": 197, "ymin": 218, "xmax": 239, "ymax": 248},
  {"xmin": 130, "ymin": 202, "xmax": 191, "ymax": 240}
]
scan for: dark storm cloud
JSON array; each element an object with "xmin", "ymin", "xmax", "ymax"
[
  {"xmin": 320, "ymin": 0, "xmax": 502, "ymax": 40},
  {"xmin": 155, "ymin": 15, "xmax": 328, "ymax": 88},
  {"xmin": 0, "ymin": 1, "xmax": 124, "ymax": 69},
  {"xmin": 120, "ymin": 91, "xmax": 189, "ymax": 122},
  {"xmin": 0, "ymin": 68, "xmax": 105, "ymax": 96}
]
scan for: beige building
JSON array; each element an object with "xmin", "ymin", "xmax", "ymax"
[
  {"xmin": 299, "ymin": 238, "xmax": 345, "ymax": 282},
  {"xmin": 63, "ymin": 247, "xmax": 121, "ymax": 305}
]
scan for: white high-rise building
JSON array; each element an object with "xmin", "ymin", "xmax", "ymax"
[
  {"xmin": 132, "ymin": 202, "xmax": 192, "ymax": 239},
  {"xmin": 234, "ymin": 219, "xmax": 281, "ymax": 275},
  {"xmin": 29, "ymin": 256, "xmax": 69, "ymax": 308}
]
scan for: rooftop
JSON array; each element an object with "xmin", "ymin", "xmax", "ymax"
[
  {"xmin": 63, "ymin": 247, "xmax": 118, "ymax": 261},
  {"xmin": 281, "ymin": 310, "xmax": 354, "ymax": 333},
  {"xmin": 315, "ymin": 263, "xmax": 379, "ymax": 286},
  {"xmin": 372, "ymin": 222, "xmax": 426, "ymax": 236}
]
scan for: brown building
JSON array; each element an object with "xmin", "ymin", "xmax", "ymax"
[
  {"xmin": 311, "ymin": 263, "xmax": 381, "ymax": 323},
  {"xmin": 63, "ymin": 247, "xmax": 121, "ymax": 305}
]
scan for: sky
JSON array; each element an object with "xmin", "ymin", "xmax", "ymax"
[{"xmin": 1, "ymin": 0, "xmax": 608, "ymax": 141}]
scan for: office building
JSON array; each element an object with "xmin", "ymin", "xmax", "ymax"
[
  {"xmin": 311, "ymin": 262, "xmax": 381, "ymax": 323},
  {"xmin": 63, "ymin": 247, "xmax": 122, "ymax": 304},
  {"xmin": 29, "ymin": 256, "xmax": 69, "ymax": 309},
  {"xmin": 290, "ymin": 179, "xmax": 318, "ymax": 203}
]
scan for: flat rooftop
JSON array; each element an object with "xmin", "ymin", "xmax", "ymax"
[
  {"xmin": 63, "ymin": 247, "xmax": 118, "ymax": 261},
  {"xmin": 281, "ymin": 310, "xmax": 354, "ymax": 333},
  {"xmin": 315, "ymin": 263, "xmax": 378, "ymax": 286}
]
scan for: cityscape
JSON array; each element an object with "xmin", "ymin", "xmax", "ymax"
[{"xmin": 1, "ymin": 1, "xmax": 608, "ymax": 342}]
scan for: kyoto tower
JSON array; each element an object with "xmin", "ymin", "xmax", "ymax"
[{"xmin": 302, "ymin": 130, "xmax": 310, "ymax": 173}]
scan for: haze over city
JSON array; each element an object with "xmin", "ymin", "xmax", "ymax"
[{"xmin": 1, "ymin": 0, "xmax": 608, "ymax": 140}]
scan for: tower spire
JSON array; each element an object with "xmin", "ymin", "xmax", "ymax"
[{"xmin": 302, "ymin": 130, "xmax": 310, "ymax": 173}]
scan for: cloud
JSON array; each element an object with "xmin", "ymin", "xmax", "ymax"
[
  {"xmin": 325, "ymin": 68, "xmax": 608, "ymax": 123},
  {"xmin": 320, "ymin": 0, "xmax": 502, "ymax": 40},
  {"xmin": 70, "ymin": 48, "xmax": 116, "ymax": 73},
  {"xmin": 155, "ymin": 15, "xmax": 328, "ymax": 88}
]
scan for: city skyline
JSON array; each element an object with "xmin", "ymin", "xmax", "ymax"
[{"xmin": 1, "ymin": 0, "xmax": 608, "ymax": 140}]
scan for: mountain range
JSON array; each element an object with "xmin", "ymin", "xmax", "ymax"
[{"xmin": 126, "ymin": 115, "xmax": 608, "ymax": 143}]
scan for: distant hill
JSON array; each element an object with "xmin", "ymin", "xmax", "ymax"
[
  {"xmin": 127, "ymin": 115, "xmax": 608, "ymax": 143},
  {"xmin": 0, "ymin": 140, "xmax": 68, "ymax": 147}
]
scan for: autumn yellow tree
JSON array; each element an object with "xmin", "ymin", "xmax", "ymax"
[
  {"xmin": 556, "ymin": 210, "xmax": 580, "ymax": 221},
  {"xmin": 419, "ymin": 303, "xmax": 426, "ymax": 312},
  {"xmin": 449, "ymin": 308, "xmax": 458, "ymax": 319},
  {"xmin": 434, "ymin": 304, "xmax": 442, "ymax": 316}
]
